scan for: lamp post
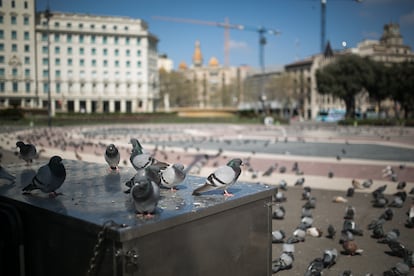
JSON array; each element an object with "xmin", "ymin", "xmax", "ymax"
[{"xmin": 45, "ymin": 8, "xmax": 52, "ymax": 127}]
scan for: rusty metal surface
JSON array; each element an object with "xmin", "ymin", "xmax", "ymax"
[{"xmin": 0, "ymin": 160, "xmax": 275, "ymax": 240}]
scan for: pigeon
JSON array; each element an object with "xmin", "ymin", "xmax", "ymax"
[
  {"xmin": 333, "ymin": 196, "xmax": 348, "ymax": 203},
  {"xmin": 344, "ymin": 205, "xmax": 356, "ymax": 220},
  {"xmin": 383, "ymin": 262, "xmax": 410, "ymax": 276},
  {"xmin": 370, "ymin": 221, "xmax": 385, "ymax": 239},
  {"xmin": 386, "ymin": 241, "xmax": 410, "ymax": 258},
  {"xmin": 326, "ymin": 224, "xmax": 336, "ymax": 239},
  {"xmin": 346, "ymin": 187, "xmax": 355, "ymax": 197},
  {"xmin": 299, "ymin": 216, "xmax": 314, "ymax": 229},
  {"xmin": 303, "ymin": 197, "xmax": 317, "ymax": 209},
  {"xmin": 16, "ymin": 141, "xmax": 37, "ymax": 165},
  {"xmin": 397, "ymin": 181, "xmax": 406, "ymax": 190},
  {"xmin": 278, "ymin": 179, "xmax": 288, "ymax": 191},
  {"xmin": 286, "ymin": 228, "xmax": 306, "ymax": 243},
  {"xmin": 380, "ymin": 208, "xmax": 394, "ymax": 221},
  {"xmin": 328, "ymin": 170, "xmax": 334, "ymax": 178},
  {"xmin": 22, "ymin": 155, "xmax": 66, "ymax": 197},
  {"xmin": 323, "ymin": 248, "xmax": 338, "ymax": 268},
  {"xmin": 302, "ymin": 186, "xmax": 312, "ymax": 200},
  {"xmin": 130, "ymin": 168, "xmax": 161, "ymax": 218},
  {"xmin": 343, "ymin": 220, "xmax": 363, "ymax": 236},
  {"xmin": 0, "ymin": 165, "xmax": 16, "ymax": 183},
  {"xmin": 129, "ymin": 138, "xmax": 168, "ymax": 171},
  {"xmin": 262, "ymin": 164, "xmax": 276, "ymax": 177},
  {"xmin": 351, "ymin": 179, "xmax": 363, "ymax": 189},
  {"xmin": 294, "ymin": 177, "xmax": 305, "ymax": 186},
  {"xmin": 378, "ymin": 229, "xmax": 400, "ymax": 244},
  {"xmin": 149, "ymin": 163, "xmax": 186, "ymax": 191},
  {"xmin": 272, "ymin": 251, "xmax": 294, "ymax": 273},
  {"xmin": 192, "ymin": 158, "xmax": 243, "ymax": 197},
  {"xmin": 279, "ymin": 166, "xmax": 286, "ymax": 173},
  {"xmin": 304, "ymin": 257, "xmax": 324, "ymax": 276},
  {"xmin": 272, "ymin": 205, "xmax": 286, "ymax": 220},
  {"xmin": 372, "ymin": 195, "xmax": 389, "ymax": 208},
  {"xmin": 272, "ymin": 229, "xmax": 286, "ymax": 243},
  {"xmin": 342, "ymin": 239, "xmax": 363, "ymax": 255},
  {"xmin": 372, "ymin": 185, "xmax": 387, "ymax": 199},
  {"xmin": 104, "ymin": 144, "xmax": 120, "ymax": 171},
  {"xmin": 306, "ymin": 227, "xmax": 323, "ymax": 237},
  {"xmin": 274, "ymin": 189, "xmax": 287, "ymax": 202},
  {"xmin": 406, "ymin": 205, "xmax": 414, "ymax": 228},
  {"xmin": 389, "ymin": 192, "xmax": 407, "ymax": 208},
  {"xmin": 301, "ymin": 207, "xmax": 313, "ymax": 218},
  {"xmin": 409, "ymin": 187, "xmax": 414, "ymax": 195},
  {"xmin": 362, "ymin": 179, "xmax": 373, "ymax": 189}
]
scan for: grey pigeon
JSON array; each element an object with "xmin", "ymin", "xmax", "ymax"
[
  {"xmin": 304, "ymin": 257, "xmax": 324, "ymax": 276},
  {"xmin": 380, "ymin": 208, "xmax": 394, "ymax": 221},
  {"xmin": 372, "ymin": 184, "xmax": 387, "ymax": 199},
  {"xmin": 323, "ymin": 248, "xmax": 338, "ymax": 268},
  {"xmin": 22, "ymin": 156, "xmax": 66, "ymax": 197},
  {"xmin": 274, "ymin": 188, "xmax": 286, "ymax": 202},
  {"xmin": 344, "ymin": 205, "xmax": 356, "ymax": 220},
  {"xmin": 397, "ymin": 181, "xmax": 406, "ymax": 190},
  {"xmin": 294, "ymin": 177, "xmax": 305, "ymax": 186},
  {"xmin": 262, "ymin": 164, "xmax": 276, "ymax": 176},
  {"xmin": 278, "ymin": 179, "xmax": 288, "ymax": 190},
  {"xmin": 192, "ymin": 158, "xmax": 243, "ymax": 197},
  {"xmin": 386, "ymin": 241, "xmax": 410, "ymax": 258},
  {"xmin": 272, "ymin": 205, "xmax": 286, "ymax": 220},
  {"xmin": 16, "ymin": 141, "xmax": 37, "ymax": 165},
  {"xmin": 129, "ymin": 138, "xmax": 168, "ymax": 171},
  {"xmin": 105, "ymin": 144, "xmax": 120, "ymax": 171},
  {"xmin": 362, "ymin": 179, "xmax": 373, "ymax": 189},
  {"xmin": 149, "ymin": 163, "xmax": 186, "ymax": 191},
  {"xmin": 130, "ymin": 168, "xmax": 161, "ymax": 218},
  {"xmin": 378, "ymin": 229, "xmax": 400, "ymax": 244},
  {"xmin": 346, "ymin": 187, "xmax": 355, "ymax": 197},
  {"xmin": 286, "ymin": 228, "xmax": 306, "ymax": 243},
  {"xmin": 406, "ymin": 205, "xmax": 414, "ymax": 228},
  {"xmin": 302, "ymin": 186, "xmax": 311, "ymax": 200},
  {"xmin": 272, "ymin": 229, "xmax": 286, "ymax": 243},
  {"xmin": 326, "ymin": 224, "xmax": 336, "ymax": 239},
  {"xmin": 303, "ymin": 197, "xmax": 317, "ymax": 209},
  {"xmin": 389, "ymin": 192, "xmax": 407, "ymax": 208},
  {"xmin": 383, "ymin": 262, "xmax": 410, "ymax": 276},
  {"xmin": 372, "ymin": 195, "xmax": 389, "ymax": 208},
  {"xmin": 0, "ymin": 165, "xmax": 16, "ymax": 183},
  {"xmin": 301, "ymin": 207, "xmax": 313, "ymax": 218},
  {"xmin": 272, "ymin": 251, "xmax": 294, "ymax": 273}
]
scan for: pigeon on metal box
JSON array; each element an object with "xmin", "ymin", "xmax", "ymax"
[
  {"xmin": 192, "ymin": 158, "xmax": 243, "ymax": 197},
  {"xmin": 129, "ymin": 138, "xmax": 168, "ymax": 171},
  {"xmin": 22, "ymin": 155, "xmax": 66, "ymax": 197},
  {"xmin": 16, "ymin": 141, "xmax": 37, "ymax": 165},
  {"xmin": 105, "ymin": 144, "xmax": 120, "ymax": 171},
  {"xmin": 130, "ymin": 168, "xmax": 161, "ymax": 218},
  {"xmin": 148, "ymin": 163, "xmax": 186, "ymax": 191}
]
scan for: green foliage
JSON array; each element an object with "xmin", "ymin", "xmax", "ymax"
[
  {"xmin": 0, "ymin": 108, "xmax": 24, "ymax": 120},
  {"xmin": 389, "ymin": 61, "xmax": 414, "ymax": 119}
]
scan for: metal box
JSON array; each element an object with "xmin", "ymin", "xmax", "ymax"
[{"xmin": 0, "ymin": 160, "xmax": 275, "ymax": 276}]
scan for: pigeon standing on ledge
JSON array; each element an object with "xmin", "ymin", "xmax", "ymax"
[
  {"xmin": 130, "ymin": 168, "xmax": 160, "ymax": 218},
  {"xmin": 22, "ymin": 155, "xmax": 66, "ymax": 198},
  {"xmin": 192, "ymin": 158, "xmax": 243, "ymax": 197},
  {"xmin": 105, "ymin": 144, "xmax": 120, "ymax": 172},
  {"xmin": 16, "ymin": 141, "xmax": 37, "ymax": 165}
]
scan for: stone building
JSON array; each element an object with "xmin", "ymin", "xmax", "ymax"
[
  {"xmin": 0, "ymin": 0, "xmax": 159, "ymax": 115},
  {"xmin": 177, "ymin": 40, "xmax": 250, "ymax": 108},
  {"xmin": 284, "ymin": 23, "xmax": 413, "ymax": 120}
]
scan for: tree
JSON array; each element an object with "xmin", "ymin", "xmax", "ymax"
[
  {"xmin": 390, "ymin": 62, "xmax": 414, "ymax": 119},
  {"xmin": 364, "ymin": 59, "xmax": 392, "ymax": 118},
  {"xmin": 316, "ymin": 54, "xmax": 373, "ymax": 118},
  {"xmin": 159, "ymin": 69, "xmax": 197, "ymax": 109}
]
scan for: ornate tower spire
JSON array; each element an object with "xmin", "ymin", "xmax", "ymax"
[{"xmin": 192, "ymin": 40, "xmax": 203, "ymax": 67}]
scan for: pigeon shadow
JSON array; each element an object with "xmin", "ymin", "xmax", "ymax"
[{"xmin": 19, "ymin": 169, "xmax": 36, "ymax": 189}]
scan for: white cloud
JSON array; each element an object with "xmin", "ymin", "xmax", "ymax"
[
  {"xmin": 228, "ymin": 39, "xmax": 248, "ymax": 50},
  {"xmin": 400, "ymin": 10, "xmax": 414, "ymax": 25}
]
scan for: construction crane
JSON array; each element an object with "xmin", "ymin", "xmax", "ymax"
[
  {"xmin": 320, "ymin": 0, "xmax": 363, "ymax": 53},
  {"xmin": 152, "ymin": 16, "xmax": 280, "ymax": 73}
]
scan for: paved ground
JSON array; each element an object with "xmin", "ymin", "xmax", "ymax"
[{"xmin": 1, "ymin": 123, "xmax": 413, "ymax": 275}]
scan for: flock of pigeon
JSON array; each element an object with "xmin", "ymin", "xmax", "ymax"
[
  {"xmin": 1, "ymin": 139, "xmax": 243, "ymax": 219},
  {"xmin": 269, "ymin": 169, "xmax": 414, "ymax": 275}
]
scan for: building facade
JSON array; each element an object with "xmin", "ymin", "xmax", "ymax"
[
  {"xmin": 285, "ymin": 23, "xmax": 413, "ymax": 120},
  {"xmin": 178, "ymin": 40, "xmax": 250, "ymax": 109},
  {"xmin": 0, "ymin": 0, "xmax": 159, "ymax": 115}
]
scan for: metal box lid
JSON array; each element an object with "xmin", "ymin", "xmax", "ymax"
[{"xmin": 1, "ymin": 160, "xmax": 275, "ymax": 242}]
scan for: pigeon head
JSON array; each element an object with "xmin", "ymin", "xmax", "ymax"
[
  {"xmin": 16, "ymin": 141, "xmax": 25, "ymax": 148},
  {"xmin": 130, "ymin": 138, "xmax": 143, "ymax": 154},
  {"xmin": 132, "ymin": 178, "xmax": 153, "ymax": 199},
  {"xmin": 48, "ymin": 156, "xmax": 66, "ymax": 176},
  {"xmin": 227, "ymin": 158, "xmax": 243, "ymax": 169},
  {"xmin": 106, "ymin": 144, "xmax": 119, "ymax": 157}
]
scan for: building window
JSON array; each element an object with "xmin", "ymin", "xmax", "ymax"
[
  {"xmin": 80, "ymin": 59, "xmax": 85, "ymax": 66},
  {"xmin": 56, "ymin": 83, "xmax": 61, "ymax": 93},
  {"xmin": 0, "ymin": 56, "xmax": 3, "ymax": 63},
  {"xmin": 79, "ymin": 48, "xmax": 84, "ymax": 55},
  {"xmin": 0, "ymin": 68, "xmax": 4, "ymax": 76},
  {"xmin": 43, "ymin": 82, "xmax": 49, "ymax": 93},
  {"xmin": 0, "ymin": 30, "xmax": 3, "ymax": 39},
  {"xmin": 67, "ymin": 47, "xmax": 72, "ymax": 55},
  {"xmin": 54, "ymin": 46, "xmax": 60, "ymax": 54},
  {"xmin": 24, "ymin": 16, "xmax": 29, "ymax": 25},
  {"xmin": 91, "ymin": 59, "xmax": 96, "ymax": 67},
  {"xmin": 136, "ymin": 38, "xmax": 140, "ymax": 45},
  {"xmin": 126, "ymin": 61, "xmax": 130, "ymax": 67},
  {"xmin": 0, "ymin": 82, "xmax": 4, "ymax": 92},
  {"xmin": 54, "ymin": 34, "xmax": 60, "ymax": 42},
  {"xmin": 13, "ymin": 82, "xmax": 18, "ymax": 92},
  {"xmin": 125, "ymin": 37, "xmax": 130, "ymax": 44},
  {"xmin": 11, "ymin": 1, "xmax": 15, "ymax": 8},
  {"xmin": 102, "ymin": 25, "xmax": 106, "ymax": 29},
  {"xmin": 126, "ymin": 49, "xmax": 130, "ymax": 56},
  {"xmin": 12, "ymin": 44, "xmax": 17, "ymax": 52},
  {"xmin": 67, "ymin": 22, "xmax": 72, "ymax": 28},
  {"xmin": 24, "ymin": 31, "xmax": 29, "ymax": 40},
  {"xmin": 11, "ymin": 30, "xmax": 17, "ymax": 40},
  {"xmin": 91, "ymin": 35, "xmax": 96, "ymax": 43},
  {"xmin": 79, "ymin": 34, "xmax": 84, "ymax": 43},
  {"xmin": 24, "ymin": 57, "xmax": 29, "ymax": 64},
  {"xmin": 137, "ymin": 50, "xmax": 141, "ymax": 56},
  {"xmin": 115, "ymin": 60, "xmax": 119, "ymax": 67},
  {"xmin": 137, "ymin": 61, "xmax": 141, "ymax": 68},
  {"xmin": 24, "ymin": 45, "xmax": 29, "ymax": 52},
  {"xmin": 55, "ymin": 70, "xmax": 61, "ymax": 77},
  {"xmin": 113, "ymin": 25, "xmax": 117, "ymax": 30},
  {"xmin": 24, "ymin": 1, "xmax": 28, "ymax": 8},
  {"xmin": 114, "ymin": 37, "xmax": 118, "ymax": 44},
  {"xmin": 114, "ymin": 49, "xmax": 119, "ymax": 56},
  {"xmin": 25, "ymin": 82, "xmax": 30, "ymax": 93},
  {"xmin": 67, "ymin": 58, "xmax": 72, "ymax": 66},
  {"xmin": 0, "ymin": 15, "xmax": 3, "ymax": 24},
  {"xmin": 25, "ymin": 69, "xmax": 30, "ymax": 77},
  {"xmin": 103, "ymin": 60, "xmax": 108, "ymax": 67},
  {"xmin": 55, "ymin": 58, "xmax": 60, "ymax": 66},
  {"xmin": 12, "ymin": 68, "xmax": 18, "ymax": 77},
  {"xmin": 67, "ymin": 34, "xmax": 72, "ymax": 42},
  {"xmin": 103, "ymin": 48, "xmax": 108, "ymax": 56},
  {"xmin": 42, "ymin": 70, "xmax": 48, "ymax": 78},
  {"xmin": 42, "ymin": 46, "xmax": 48, "ymax": 54},
  {"xmin": 103, "ymin": 36, "xmax": 107, "ymax": 44},
  {"xmin": 11, "ymin": 16, "xmax": 17, "ymax": 25},
  {"xmin": 79, "ymin": 23, "xmax": 83, "ymax": 28},
  {"xmin": 42, "ymin": 33, "xmax": 47, "ymax": 41},
  {"xmin": 91, "ymin": 48, "xmax": 96, "ymax": 55},
  {"xmin": 54, "ymin": 22, "xmax": 59, "ymax": 28},
  {"xmin": 90, "ymin": 24, "xmax": 95, "ymax": 29}
]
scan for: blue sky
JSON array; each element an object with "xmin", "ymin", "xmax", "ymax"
[{"xmin": 36, "ymin": 0, "xmax": 414, "ymax": 70}]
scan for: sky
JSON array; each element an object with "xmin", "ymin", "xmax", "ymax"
[{"xmin": 36, "ymin": 0, "xmax": 414, "ymax": 71}]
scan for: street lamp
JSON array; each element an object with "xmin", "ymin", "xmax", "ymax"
[{"xmin": 45, "ymin": 8, "xmax": 52, "ymax": 127}]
